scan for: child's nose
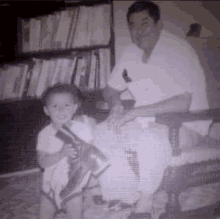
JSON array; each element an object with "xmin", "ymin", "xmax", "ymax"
[{"xmin": 58, "ymin": 106, "xmax": 64, "ymax": 112}]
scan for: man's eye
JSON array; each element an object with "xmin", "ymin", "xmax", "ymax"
[
  {"xmin": 142, "ymin": 22, "xmax": 149, "ymax": 26},
  {"xmin": 53, "ymin": 105, "xmax": 57, "ymax": 108}
]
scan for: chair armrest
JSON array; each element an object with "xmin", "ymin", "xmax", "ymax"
[
  {"xmin": 155, "ymin": 108, "xmax": 220, "ymax": 127},
  {"xmin": 155, "ymin": 108, "xmax": 220, "ymax": 156}
]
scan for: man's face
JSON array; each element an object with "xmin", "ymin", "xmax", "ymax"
[{"xmin": 128, "ymin": 10, "xmax": 159, "ymax": 51}]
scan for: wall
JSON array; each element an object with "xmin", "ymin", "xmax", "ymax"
[{"xmin": 113, "ymin": 0, "xmax": 220, "ymax": 108}]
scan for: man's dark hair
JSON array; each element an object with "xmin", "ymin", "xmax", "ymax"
[
  {"xmin": 127, "ymin": 1, "xmax": 160, "ymax": 25},
  {"xmin": 41, "ymin": 83, "xmax": 81, "ymax": 106}
]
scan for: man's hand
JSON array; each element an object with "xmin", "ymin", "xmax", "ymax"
[{"xmin": 106, "ymin": 103, "xmax": 124, "ymax": 129}]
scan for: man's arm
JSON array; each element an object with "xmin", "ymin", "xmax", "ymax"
[
  {"xmin": 121, "ymin": 92, "xmax": 192, "ymax": 124},
  {"xmin": 102, "ymin": 85, "xmax": 124, "ymax": 109}
]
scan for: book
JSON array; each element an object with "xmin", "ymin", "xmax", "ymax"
[
  {"xmin": 21, "ymin": 19, "xmax": 30, "ymax": 52},
  {"xmin": 105, "ymin": 48, "xmax": 111, "ymax": 81},
  {"xmin": 22, "ymin": 63, "xmax": 35, "ymax": 97},
  {"xmin": 64, "ymin": 57, "xmax": 77, "ymax": 84},
  {"xmin": 98, "ymin": 49, "xmax": 107, "ymax": 89},
  {"xmin": 18, "ymin": 63, "xmax": 30, "ymax": 98},
  {"xmin": 3, "ymin": 65, "xmax": 20, "ymax": 99},
  {"xmin": 72, "ymin": 6, "xmax": 89, "ymax": 48},
  {"xmin": 45, "ymin": 59, "xmax": 57, "ymax": 89},
  {"xmin": 39, "ymin": 15, "xmax": 49, "ymax": 50},
  {"xmin": 51, "ymin": 11, "xmax": 61, "ymax": 49},
  {"xmin": 95, "ymin": 51, "xmax": 100, "ymax": 90},
  {"xmin": 27, "ymin": 59, "xmax": 43, "ymax": 97},
  {"xmin": 35, "ymin": 59, "xmax": 51, "ymax": 97},
  {"xmin": 13, "ymin": 64, "xmax": 27, "ymax": 96},
  {"xmin": 54, "ymin": 10, "xmax": 72, "ymax": 49},
  {"xmin": 43, "ymin": 14, "xmax": 57, "ymax": 50},
  {"xmin": 59, "ymin": 58, "xmax": 71, "ymax": 84},
  {"xmin": 79, "ymin": 56, "xmax": 88, "ymax": 89},
  {"xmin": 34, "ymin": 18, "xmax": 42, "ymax": 51},
  {"xmin": 88, "ymin": 51, "xmax": 97, "ymax": 90},
  {"xmin": 90, "ymin": 4, "xmax": 111, "ymax": 46},
  {"xmin": 87, "ymin": 6, "xmax": 94, "ymax": 47},
  {"xmin": 0, "ymin": 66, "xmax": 9, "ymax": 99},
  {"xmin": 74, "ymin": 57, "xmax": 85, "ymax": 87},
  {"xmin": 84, "ymin": 52, "xmax": 92, "ymax": 88},
  {"xmin": 70, "ymin": 57, "xmax": 79, "ymax": 84},
  {"xmin": 51, "ymin": 58, "xmax": 65, "ymax": 86},
  {"xmin": 29, "ymin": 18, "xmax": 37, "ymax": 51},
  {"xmin": 66, "ymin": 8, "xmax": 80, "ymax": 49}
]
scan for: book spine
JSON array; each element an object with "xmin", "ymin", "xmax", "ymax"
[
  {"xmin": 35, "ymin": 60, "xmax": 50, "ymax": 97},
  {"xmin": 34, "ymin": 18, "xmax": 42, "ymax": 52},
  {"xmin": 95, "ymin": 50, "xmax": 100, "ymax": 90},
  {"xmin": 79, "ymin": 57, "xmax": 87, "ymax": 89},
  {"xmin": 51, "ymin": 58, "xmax": 64, "ymax": 86},
  {"xmin": 22, "ymin": 19, "xmax": 30, "ymax": 53},
  {"xmin": 74, "ymin": 57, "xmax": 83, "ymax": 87},
  {"xmin": 88, "ymin": 51, "xmax": 97, "ymax": 90},
  {"xmin": 18, "ymin": 64, "xmax": 30, "ymax": 98},
  {"xmin": 64, "ymin": 56, "xmax": 77, "ymax": 84},
  {"xmin": 51, "ymin": 11, "xmax": 61, "ymax": 49},
  {"xmin": 98, "ymin": 48, "xmax": 106, "ymax": 89},
  {"xmin": 21, "ymin": 63, "xmax": 34, "ymax": 98},
  {"xmin": 0, "ymin": 66, "xmax": 9, "ymax": 99},
  {"xmin": 39, "ymin": 15, "xmax": 49, "ymax": 51},
  {"xmin": 84, "ymin": 52, "xmax": 92, "ymax": 89},
  {"xmin": 72, "ymin": 6, "xmax": 89, "ymax": 48},
  {"xmin": 67, "ymin": 7, "xmax": 80, "ymax": 49},
  {"xmin": 71, "ymin": 57, "xmax": 79, "ymax": 85},
  {"xmin": 27, "ymin": 59, "xmax": 43, "ymax": 97}
]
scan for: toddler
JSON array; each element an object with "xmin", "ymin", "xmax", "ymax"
[{"xmin": 37, "ymin": 83, "xmax": 109, "ymax": 219}]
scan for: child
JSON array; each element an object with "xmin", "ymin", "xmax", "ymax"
[{"xmin": 37, "ymin": 83, "xmax": 109, "ymax": 219}]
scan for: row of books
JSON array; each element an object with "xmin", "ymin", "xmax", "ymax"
[
  {"xmin": 0, "ymin": 48, "xmax": 111, "ymax": 100},
  {"xmin": 21, "ymin": 4, "xmax": 111, "ymax": 52}
]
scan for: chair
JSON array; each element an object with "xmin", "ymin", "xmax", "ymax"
[{"xmin": 155, "ymin": 108, "xmax": 220, "ymax": 219}]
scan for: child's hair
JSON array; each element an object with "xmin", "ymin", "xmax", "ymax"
[{"xmin": 41, "ymin": 83, "xmax": 81, "ymax": 106}]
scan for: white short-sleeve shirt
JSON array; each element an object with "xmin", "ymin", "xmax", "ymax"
[{"xmin": 108, "ymin": 30, "xmax": 212, "ymax": 135}]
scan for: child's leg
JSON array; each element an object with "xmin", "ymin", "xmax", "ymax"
[
  {"xmin": 39, "ymin": 194, "xmax": 56, "ymax": 219},
  {"xmin": 65, "ymin": 195, "xmax": 83, "ymax": 219}
]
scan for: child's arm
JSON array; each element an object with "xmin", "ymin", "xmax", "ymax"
[{"xmin": 37, "ymin": 144, "xmax": 77, "ymax": 169}]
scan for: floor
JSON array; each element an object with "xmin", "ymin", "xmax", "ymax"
[{"xmin": 1, "ymin": 168, "xmax": 220, "ymax": 219}]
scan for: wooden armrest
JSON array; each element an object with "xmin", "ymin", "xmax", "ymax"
[
  {"xmin": 155, "ymin": 108, "xmax": 220, "ymax": 156},
  {"xmin": 155, "ymin": 108, "xmax": 220, "ymax": 127}
]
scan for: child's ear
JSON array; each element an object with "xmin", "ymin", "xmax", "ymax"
[{"xmin": 43, "ymin": 106, "xmax": 49, "ymax": 116}]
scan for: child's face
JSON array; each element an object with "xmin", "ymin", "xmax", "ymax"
[{"xmin": 44, "ymin": 92, "xmax": 79, "ymax": 129}]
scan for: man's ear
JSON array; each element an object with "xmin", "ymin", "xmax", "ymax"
[
  {"xmin": 157, "ymin": 19, "xmax": 163, "ymax": 33},
  {"xmin": 43, "ymin": 106, "xmax": 49, "ymax": 116}
]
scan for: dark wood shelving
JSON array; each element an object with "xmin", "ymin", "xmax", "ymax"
[{"xmin": 0, "ymin": 0, "xmax": 115, "ymax": 174}]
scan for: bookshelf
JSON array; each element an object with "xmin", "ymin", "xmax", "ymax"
[{"xmin": 0, "ymin": 0, "xmax": 114, "ymax": 174}]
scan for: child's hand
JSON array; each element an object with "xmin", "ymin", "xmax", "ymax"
[{"xmin": 62, "ymin": 144, "xmax": 78, "ymax": 159}]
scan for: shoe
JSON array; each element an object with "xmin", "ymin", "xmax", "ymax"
[
  {"xmin": 127, "ymin": 212, "xmax": 151, "ymax": 219},
  {"xmin": 108, "ymin": 199, "xmax": 133, "ymax": 211},
  {"xmin": 56, "ymin": 126, "xmax": 110, "ymax": 200},
  {"xmin": 61, "ymin": 124, "xmax": 110, "ymax": 176}
]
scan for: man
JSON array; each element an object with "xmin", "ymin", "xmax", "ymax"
[{"xmin": 101, "ymin": 1, "xmax": 212, "ymax": 219}]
